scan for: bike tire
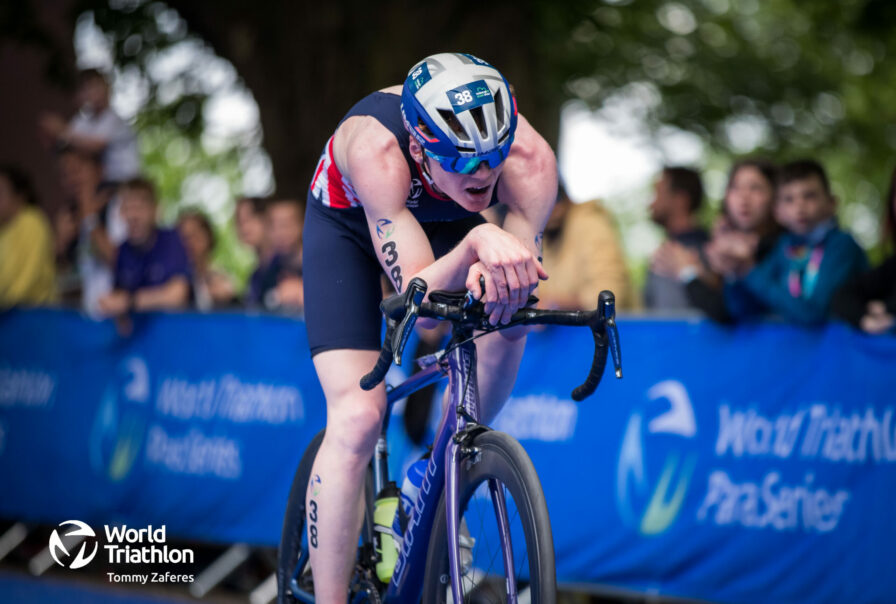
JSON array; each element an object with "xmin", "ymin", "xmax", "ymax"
[
  {"xmin": 421, "ymin": 430, "xmax": 557, "ymax": 603},
  {"xmin": 277, "ymin": 429, "xmax": 378, "ymax": 603}
]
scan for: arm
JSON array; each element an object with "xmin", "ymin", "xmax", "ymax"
[
  {"xmin": 133, "ymin": 276, "xmax": 190, "ymax": 310},
  {"xmin": 742, "ymin": 234, "xmax": 868, "ymax": 325}
]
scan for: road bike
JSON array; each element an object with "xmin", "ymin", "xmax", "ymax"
[{"xmin": 278, "ymin": 277, "xmax": 622, "ymax": 603}]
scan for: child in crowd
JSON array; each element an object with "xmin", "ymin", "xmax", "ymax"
[
  {"xmin": 725, "ymin": 159, "xmax": 867, "ymax": 324},
  {"xmin": 831, "ymin": 165, "xmax": 896, "ymax": 334}
]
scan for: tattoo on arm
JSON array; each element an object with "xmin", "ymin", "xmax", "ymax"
[
  {"xmin": 376, "ymin": 218, "xmax": 404, "ymax": 292},
  {"xmin": 308, "ymin": 474, "xmax": 321, "ymax": 548},
  {"xmin": 535, "ymin": 231, "xmax": 544, "ymax": 263}
]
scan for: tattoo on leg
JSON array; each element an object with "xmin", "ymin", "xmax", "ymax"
[{"xmin": 308, "ymin": 474, "xmax": 321, "ymax": 548}]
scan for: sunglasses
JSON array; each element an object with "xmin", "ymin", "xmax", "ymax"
[{"xmin": 424, "ymin": 143, "xmax": 511, "ymax": 175}]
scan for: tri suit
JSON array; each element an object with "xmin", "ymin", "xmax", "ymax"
[{"xmin": 303, "ymin": 91, "xmax": 499, "ymax": 356}]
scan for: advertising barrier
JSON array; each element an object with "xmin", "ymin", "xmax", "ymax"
[{"xmin": 1, "ymin": 309, "xmax": 895, "ymax": 602}]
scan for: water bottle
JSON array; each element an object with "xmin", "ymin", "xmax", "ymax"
[
  {"xmin": 392, "ymin": 458, "xmax": 428, "ymax": 545},
  {"xmin": 373, "ymin": 481, "xmax": 400, "ymax": 583}
]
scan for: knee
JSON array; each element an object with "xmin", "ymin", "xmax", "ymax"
[{"xmin": 325, "ymin": 397, "xmax": 385, "ymax": 464}]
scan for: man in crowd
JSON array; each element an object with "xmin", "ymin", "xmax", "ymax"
[
  {"xmin": 98, "ymin": 178, "xmax": 191, "ymax": 316},
  {"xmin": 246, "ymin": 197, "xmax": 303, "ymax": 312},
  {"xmin": 39, "ymin": 69, "xmax": 140, "ymax": 185},
  {"xmin": 0, "ymin": 165, "xmax": 55, "ymax": 306},
  {"xmin": 645, "ymin": 166, "xmax": 709, "ymax": 310}
]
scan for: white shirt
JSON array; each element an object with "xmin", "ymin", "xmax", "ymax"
[
  {"xmin": 78, "ymin": 194, "xmax": 128, "ymax": 318},
  {"xmin": 69, "ymin": 107, "xmax": 140, "ymax": 182}
]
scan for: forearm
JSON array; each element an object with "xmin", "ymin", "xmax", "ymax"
[
  {"xmin": 134, "ymin": 277, "xmax": 190, "ymax": 310},
  {"xmin": 412, "ymin": 234, "xmax": 479, "ymax": 295},
  {"xmin": 90, "ymin": 227, "xmax": 117, "ymax": 266}
]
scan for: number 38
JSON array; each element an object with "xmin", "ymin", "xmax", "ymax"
[{"xmin": 454, "ymin": 90, "xmax": 473, "ymax": 104}]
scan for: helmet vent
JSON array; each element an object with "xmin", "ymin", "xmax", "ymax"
[
  {"xmin": 470, "ymin": 106, "xmax": 488, "ymax": 140},
  {"xmin": 437, "ymin": 109, "xmax": 470, "ymax": 142},
  {"xmin": 417, "ymin": 118, "xmax": 435, "ymax": 139},
  {"xmin": 494, "ymin": 89, "xmax": 506, "ymax": 130}
]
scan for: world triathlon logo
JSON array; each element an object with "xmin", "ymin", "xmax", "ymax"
[
  {"xmin": 49, "ymin": 520, "xmax": 99, "ymax": 569},
  {"xmin": 617, "ymin": 380, "xmax": 698, "ymax": 535},
  {"xmin": 376, "ymin": 218, "xmax": 395, "ymax": 240},
  {"xmin": 90, "ymin": 357, "xmax": 150, "ymax": 482}
]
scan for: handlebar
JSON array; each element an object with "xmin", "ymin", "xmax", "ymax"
[{"xmin": 360, "ymin": 277, "xmax": 623, "ymax": 399}]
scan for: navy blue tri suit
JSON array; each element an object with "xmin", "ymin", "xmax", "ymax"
[{"xmin": 303, "ymin": 91, "xmax": 499, "ymax": 356}]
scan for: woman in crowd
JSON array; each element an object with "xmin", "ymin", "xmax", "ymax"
[
  {"xmin": 651, "ymin": 158, "xmax": 780, "ymax": 322},
  {"xmin": 177, "ymin": 210, "xmax": 236, "ymax": 310}
]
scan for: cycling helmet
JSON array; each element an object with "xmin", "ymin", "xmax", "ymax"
[{"xmin": 401, "ymin": 53, "xmax": 517, "ymax": 174}]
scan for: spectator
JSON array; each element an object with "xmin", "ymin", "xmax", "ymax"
[
  {"xmin": 58, "ymin": 147, "xmax": 127, "ymax": 316},
  {"xmin": 652, "ymin": 159, "xmax": 781, "ymax": 322},
  {"xmin": 645, "ymin": 166, "xmax": 709, "ymax": 310},
  {"xmin": 235, "ymin": 196, "xmax": 267, "ymax": 256},
  {"xmin": 39, "ymin": 69, "xmax": 140, "ymax": 184},
  {"xmin": 0, "ymin": 165, "xmax": 56, "ymax": 306},
  {"xmin": 53, "ymin": 201, "xmax": 82, "ymax": 305},
  {"xmin": 246, "ymin": 198, "xmax": 303, "ymax": 312},
  {"xmin": 725, "ymin": 159, "xmax": 868, "ymax": 325},
  {"xmin": 538, "ymin": 189, "xmax": 635, "ymax": 310},
  {"xmin": 98, "ymin": 178, "xmax": 191, "ymax": 316},
  {"xmin": 177, "ymin": 210, "xmax": 236, "ymax": 310},
  {"xmin": 832, "ymin": 165, "xmax": 896, "ymax": 334}
]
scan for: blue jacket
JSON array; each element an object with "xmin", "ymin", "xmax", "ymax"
[{"xmin": 725, "ymin": 222, "xmax": 868, "ymax": 325}]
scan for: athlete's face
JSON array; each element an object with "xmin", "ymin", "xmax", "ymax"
[
  {"xmin": 409, "ymin": 137, "xmax": 505, "ymax": 212},
  {"xmin": 426, "ymin": 157, "xmax": 505, "ymax": 212}
]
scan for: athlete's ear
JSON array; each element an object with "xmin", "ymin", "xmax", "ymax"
[{"xmin": 408, "ymin": 136, "xmax": 424, "ymax": 163}]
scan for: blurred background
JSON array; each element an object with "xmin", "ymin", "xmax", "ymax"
[{"xmin": 2, "ymin": 1, "xmax": 896, "ymax": 603}]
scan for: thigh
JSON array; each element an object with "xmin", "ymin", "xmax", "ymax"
[{"xmin": 303, "ymin": 201, "xmax": 384, "ymax": 356}]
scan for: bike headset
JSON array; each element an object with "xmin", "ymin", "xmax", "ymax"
[{"xmin": 400, "ymin": 52, "xmax": 518, "ymax": 177}]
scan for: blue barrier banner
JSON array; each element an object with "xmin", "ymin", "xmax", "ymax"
[{"xmin": 1, "ymin": 309, "xmax": 895, "ymax": 602}]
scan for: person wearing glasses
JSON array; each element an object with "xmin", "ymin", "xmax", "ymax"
[{"xmin": 300, "ymin": 52, "xmax": 557, "ymax": 602}]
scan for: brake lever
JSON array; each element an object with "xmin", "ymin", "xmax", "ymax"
[
  {"xmin": 391, "ymin": 278, "xmax": 427, "ymax": 366},
  {"xmin": 600, "ymin": 292, "xmax": 623, "ymax": 379}
]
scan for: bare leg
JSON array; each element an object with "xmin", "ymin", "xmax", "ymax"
[
  {"xmin": 307, "ymin": 349, "xmax": 385, "ymax": 604},
  {"xmin": 472, "ymin": 328, "xmax": 527, "ymax": 423}
]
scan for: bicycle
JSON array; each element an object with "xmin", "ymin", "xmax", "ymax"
[{"xmin": 278, "ymin": 277, "xmax": 622, "ymax": 603}]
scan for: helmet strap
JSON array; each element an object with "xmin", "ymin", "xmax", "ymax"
[{"xmin": 420, "ymin": 155, "xmax": 448, "ymax": 197}]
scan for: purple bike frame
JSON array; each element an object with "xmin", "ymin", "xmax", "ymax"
[{"xmin": 384, "ymin": 338, "xmax": 517, "ymax": 603}]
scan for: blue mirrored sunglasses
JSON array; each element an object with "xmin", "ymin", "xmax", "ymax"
[{"xmin": 424, "ymin": 146, "xmax": 509, "ymax": 175}]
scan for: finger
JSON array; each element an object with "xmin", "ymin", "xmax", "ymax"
[
  {"xmin": 513, "ymin": 262, "xmax": 533, "ymax": 305},
  {"xmin": 535, "ymin": 258, "xmax": 549, "ymax": 280},
  {"xmin": 466, "ymin": 265, "xmax": 484, "ymax": 300},
  {"xmin": 491, "ymin": 266, "xmax": 509, "ymax": 307},
  {"xmin": 500, "ymin": 301, "xmax": 515, "ymax": 325},
  {"xmin": 525, "ymin": 257, "xmax": 539, "ymax": 292},
  {"xmin": 480, "ymin": 271, "xmax": 497, "ymax": 314},
  {"xmin": 504, "ymin": 262, "xmax": 522, "ymax": 309}
]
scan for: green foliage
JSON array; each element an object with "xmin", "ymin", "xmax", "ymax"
[{"xmin": 555, "ymin": 0, "xmax": 896, "ymax": 253}]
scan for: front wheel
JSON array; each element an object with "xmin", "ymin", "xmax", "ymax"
[{"xmin": 422, "ymin": 430, "xmax": 557, "ymax": 603}]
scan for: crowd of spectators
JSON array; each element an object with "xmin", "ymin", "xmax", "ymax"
[{"xmin": 1, "ymin": 68, "xmax": 894, "ymax": 337}]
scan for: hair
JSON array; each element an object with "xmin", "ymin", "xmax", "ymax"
[
  {"xmin": 727, "ymin": 158, "xmax": 778, "ymax": 193},
  {"xmin": 120, "ymin": 176, "xmax": 158, "ymax": 204},
  {"xmin": 0, "ymin": 164, "xmax": 38, "ymax": 206},
  {"xmin": 56, "ymin": 144, "xmax": 102, "ymax": 167},
  {"xmin": 236, "ymin": 195, "xmax": 267, "ymax": 216},
  {"xmin": 663, "ymin": 166, "xmax": 704, "ymax": 213},
  {"xmin": 77, "ymin": 68, "xmax": 108, "ymax": 87},
  {"xmin": 178, "ymin": 209, "xmax": 216, "ymax": 251},
  {"xmin": 778, "ymin": 159, "xmax": 831, "ymax": 195},
  {"xmin": 886, "ymin": 164, "xmax": 896, "ymax": 247}
]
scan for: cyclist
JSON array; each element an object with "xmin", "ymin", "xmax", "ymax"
[{"xmin": 301, "ymin": 52, "xmax": 557, "ymax": 602}]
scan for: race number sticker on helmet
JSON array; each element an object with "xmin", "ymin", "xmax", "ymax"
[
  {"xmin": 447, "ymin": 80, "xmax": 493, "ymax": 114},
  {"xmin": 408, "ymin": 63, "xmax": 432, "ymax": 92}
]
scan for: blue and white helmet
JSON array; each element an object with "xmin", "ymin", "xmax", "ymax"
[{"xmin": 401, "ymin": 53, "xmax": 517, "ymax": 173}]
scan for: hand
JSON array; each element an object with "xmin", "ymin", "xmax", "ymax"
[
  {"xmin": 468, "ymin": 224, "xmax": 548, "ymax": 325},
  {"xmin": 98, "ymin": 290, "xmax": 131, "ymax": 317},
  {"xmin": 651, "ymin": 241, "xmax": 699, "ymax": 280},
  {"xmin": 275, "ymin": 276, "xmax": 304, "ymax": 309},
  {"xmin": 705, "ymin": 240, "xmax": 741, "ymax": 277},
  {"xmin": 860, "ymin": 312, "xmax": 894, "ymax": 334}
]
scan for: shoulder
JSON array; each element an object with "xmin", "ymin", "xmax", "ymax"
[
  {"xmin": 335, "ymin": 112, "xmax": 411, "ymax": 211},
  {"xmin": 497, "ymin": 115, "xmax": 557, "ymax": 213},
  {"xmin": 16, "ymin": 207, "xmax": 52, "ymax": 240}
]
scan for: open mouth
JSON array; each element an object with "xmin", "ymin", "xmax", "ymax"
[{"xmin": 465, "ymin": 185, "xmax": 489, "ymax": 196}]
